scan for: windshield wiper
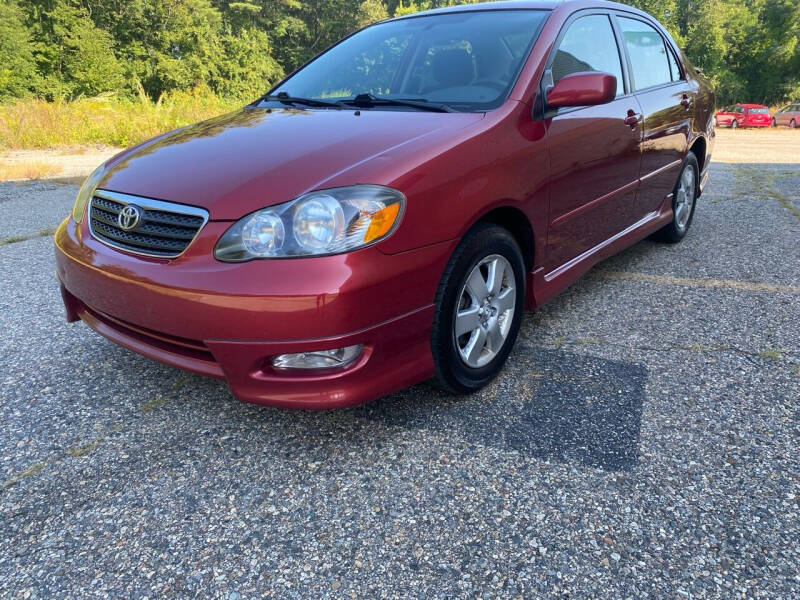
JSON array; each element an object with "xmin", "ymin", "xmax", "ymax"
[
  {"xmin": 258, "ymin": 92, "xmax": 344, "ymax": 109},
  {"xmin": 343, "ymin": 93, "xmax": 455, "ymax": 113}
]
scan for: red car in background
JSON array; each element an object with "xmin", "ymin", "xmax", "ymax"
[
  {"xmin": 714, "ymin": 104, "xmax": 771, "ymax": 128},
  {"xmin": 772, "ymin": 103, "xmax": 800, "ymax": 128}
]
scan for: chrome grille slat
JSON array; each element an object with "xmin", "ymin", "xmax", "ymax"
[{"xmin": 88, "ymin": 190, "xmax": 209, "ymax": 259}]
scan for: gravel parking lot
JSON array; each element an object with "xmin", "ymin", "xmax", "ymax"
[{"xmin": 1, "ymin": 132, "xmax": 798, "ymax": 598}]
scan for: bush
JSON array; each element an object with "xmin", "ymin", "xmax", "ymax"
[{"xmin": 0, "ymin": 91, "xmax": 240, "ymax": 150}]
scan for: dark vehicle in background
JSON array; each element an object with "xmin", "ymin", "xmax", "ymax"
[
  {"xmin": 773, "ymin": 103, "xmax": 800, "ymax": 128},
  {"xmin": 714, "ymin": 104, "xmax": 771, "ymax": 128},
  {"xmin": 55, "ymin": 0, "xmax": 715, "ymax": 409}
]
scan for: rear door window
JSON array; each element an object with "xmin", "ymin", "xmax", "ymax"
[{"xmin": 618, "ymin": 17, "xmax": 672, "ymax": 90}]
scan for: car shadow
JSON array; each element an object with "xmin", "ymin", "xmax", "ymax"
[{"xmin": 358, "ymin": 345, "xmax": 648, "ymax": 472}]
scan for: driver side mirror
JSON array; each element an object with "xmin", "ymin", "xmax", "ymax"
[{"xmin": 546, "ymin": 72, "xmax": 617, "ymax": 109}]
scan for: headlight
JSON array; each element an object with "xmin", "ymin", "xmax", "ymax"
[
  {"xmin": 71, "ymin": 164, "xmax": 107, "ymax": 223},
  {"xmin": 215, "ymin": 185, "xmax": 404, "ymax": 262}
]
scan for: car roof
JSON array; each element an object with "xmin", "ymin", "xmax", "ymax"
[
  {"xmin": 738, "ymin": 103, "xmax": 768, "ymax": 108},
  {"xmin": 390, "ymin": 0, "xmax": 650, "ymax": 20}
]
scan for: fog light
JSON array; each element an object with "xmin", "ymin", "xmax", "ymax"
[{"xmin": 271, "ymin": 344, "xmax": 363, "ymax": 370}]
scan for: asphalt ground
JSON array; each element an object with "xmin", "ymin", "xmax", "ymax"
[{"xmin": 1, "ymin": 156, "xmax": 798, "ymax": 598}]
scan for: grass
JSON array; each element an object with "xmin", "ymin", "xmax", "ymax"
[
  {"xmin": 0, "ymin": 227, "xmax": 56, "ymax": 246},
  {"xmin": 67, "ymin": 439, "xmax": 103, "ymax": 457},
  {"xmin": 140, "ymin": 396, "xmax": 167, "ymax": 412},
  {"xmin": 0, "ymin": 161, "xmax": 61, "ymax": 180},
  {"xmin": 759, "ymin": 349, "xmax": 783, "ymax": 361},
  {"xmin": 0, "ymin": 89, "xmax": 240, "ymax": 150},
  {"xmin": 2, "ymin": 462, "xmax": 46, "ymax": 490}
]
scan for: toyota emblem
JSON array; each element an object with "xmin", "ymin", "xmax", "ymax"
[{"xmin": 118, "ymin": 205, "xmax": 141, "ymax": 231}]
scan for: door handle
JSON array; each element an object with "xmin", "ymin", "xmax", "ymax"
[
  {"xmin": 680, "ymin": 94, "xmax": 692, "ymax": 109},
  {"xmin": 624, "ymin": 110, "xmax": 642, "ymax": 129}
]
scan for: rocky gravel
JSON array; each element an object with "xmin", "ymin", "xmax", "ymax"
[{"xmin": 0, "ymin": 155, "xmax": 798, "ymax": 598}]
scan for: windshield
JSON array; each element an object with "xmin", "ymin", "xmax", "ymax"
[
  {"xmin": 270, "ymin": 10, "xmax": 549, "ymax": 112},
  {"xmin": 749, "ymin": 108, "xmax": 769, "ymax": 113}
]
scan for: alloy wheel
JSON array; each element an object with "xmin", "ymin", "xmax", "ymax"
[
  {"xmin": 674, "ymin": 165, "xmax": 696, "ymax": 232},
  {"xmin": 453, "ymin": 254, "xmax": 516, "ymax": 368}
]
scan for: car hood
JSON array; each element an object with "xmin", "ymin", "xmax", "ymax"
[{"xmin": 98, "ymin": 107, "xmax": 485, "ymax": 220}]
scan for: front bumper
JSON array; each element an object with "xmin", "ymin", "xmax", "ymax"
[{"xmin": 55, "ymin": 217, "xmax": 455, "ymax": 408}]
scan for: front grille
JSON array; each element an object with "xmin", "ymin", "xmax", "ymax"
[{"xmin": 89, "ymin": 190, "xmax": 209, "ymax": 258}]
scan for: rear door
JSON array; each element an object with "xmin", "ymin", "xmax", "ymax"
[
  {"xmin": 544, "ymin": 12, "xmax": 643, "ymax": 270},
  {"xmin": 616, "ymin": 14, "xmax": 692, "ymax": 217},
  {"xmin": 790, "ymin": 105, "xmax": 800, "ymax": 127}
]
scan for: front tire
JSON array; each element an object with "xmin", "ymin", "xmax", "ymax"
[
  {"xmin": 652, "ymin": 152, "xmax": 699, "ymax": 244},
  {"xmin": 772, "ymin": 118, "xmax": 777, "ymax": 127},
  {"xmin": 731, "ymin": 119, "xmax": 738, "ymax": 129},
  {"xmin": 431, "ymin": 224, "xmax": 525, "ymax": 394},
  {"xmin": 791, "ymin": 119, "xmax": 797, "ymax": 129}
]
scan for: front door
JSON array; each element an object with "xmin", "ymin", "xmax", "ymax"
[{"xmin": 544, "ymin": 13, "xmax": 643, "ymax": 271}]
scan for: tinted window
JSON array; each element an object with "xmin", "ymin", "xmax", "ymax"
[
  {"xmin": 272, "ymin": 10, "xmax": 548, "ymax": 111},
  {"xmin": 619, "ymin": 17, "xmax": 672, "ymax": 90},
  {"xmin": 552, "ymin": 15, "xmax": 624, "ymax": 96},
  {"xmin": 749, "ymin": 107, "xmax": 769, "ymax": 113}
]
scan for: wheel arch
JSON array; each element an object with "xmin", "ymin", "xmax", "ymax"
[
  {"xmin": 689, "ymin": 135, "xmax": 708, "ymax": 176},
  {"xmin": 470, "ymin": 205, "xmax": 535, "ymax": 273}
]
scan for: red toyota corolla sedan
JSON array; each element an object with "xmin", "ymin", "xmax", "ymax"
[
  {"xmin": 714, "ymin": 104, "xmax": 771, "ymax": 128},
  {"xmin": 55, "ymin": 0, "xmax": 715, "ymax": 409}
]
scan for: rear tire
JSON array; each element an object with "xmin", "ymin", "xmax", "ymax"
[
  {"xmin": 431, "ymin": 224, "xmax": 525, "ymax": 395},
  {"xmin": 791, "ymin": 119, "xmax": 797, "ymax": 129},
  {"xmin": 652, "ymin": 152, "xmax": 699, "ymax": 244}
]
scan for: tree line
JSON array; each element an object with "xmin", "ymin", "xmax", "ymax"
[{"xmin": 2, "ymin": 0, "xmax": 799, "ymax": 106}]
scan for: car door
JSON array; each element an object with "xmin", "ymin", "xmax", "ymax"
[
  {"xmin": 722, "ymin": 107, "xmax": 737, "ymax": 126},
  {"xmin": 775, "ymin": 106, "xmax": 787, "ymax": 126},
  {"xmin": 733, "ymin": 105, "xmax": 746, "ymax": 126},
  {"xmin": 544, "ymin": 12, "xmax": 643, "ymax": 271},
  {"xmin": 783, "ymin": 105, "xmax": 799, "ymax": 127},
  {"xmin": 616, "ymin": 14, "xmax": 692, "ymax": 217}
]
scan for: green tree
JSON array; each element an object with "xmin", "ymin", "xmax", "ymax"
[
  {"xmin": 3, "ymin": 0, "xmax": 799, "ymax": 106},
  {"xmin": 0, "ymin": 0, "xmax": 41, "ymax": 100},
  {"xmin": 213, "ymin": 28, "xmax": 284, "ymax": 99},
  {"xmin": 394, "ymin": 1, "xmax": 423, "ymax": 17},
  {"xmin": 357, "ymin": 0, "xmax": 389, "ymax": 27},
  {"xmin": 23, "ymin": 0, "xmax": 125, "ymax": 98}
]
